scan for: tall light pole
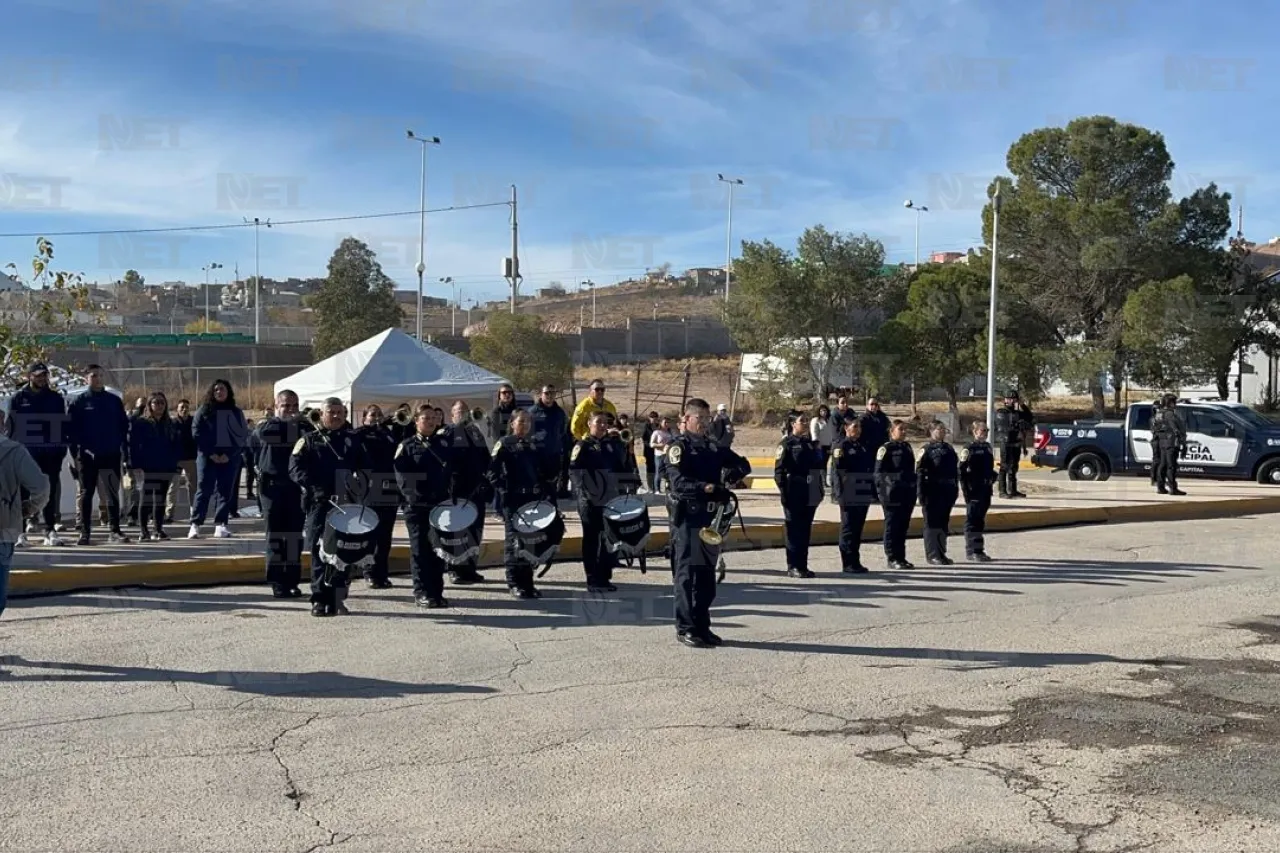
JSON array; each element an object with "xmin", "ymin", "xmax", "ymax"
[
  {"xmin": 718, "ymin": 173, "xmax": 743, "ymax": 302},
  {"xmin": 904, "ymin": 200, "xmax": 929, "ymax": 269},
  {"xmin": 439, "ymin": 276, "xmax": 455, "ymax": 335},
  {"xmin": 245, "ymin": 217, "xmax": 270, "ymax": 343},
  {"xmin": 201, "ymin": 262, "xmax": 222, "ymax": 332},
  {"xmin": 407, "ymin": 129, "xmax": 441, "ymax": 343},
  {"xmin": 581, "ymin": 279, "xmax": 596, "ymax": 325},
  {"xmin": 985, "ymin": 184, "xmax": 1002, "ymax": 436}
]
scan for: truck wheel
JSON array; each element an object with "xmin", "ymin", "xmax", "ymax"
[
  {"xmin": 1257, "ymin": 459, "xmax": 1280, "ymax": 485},
  {"xmin": 1067, "ymin": 452, "xmax": 1105, "ymax": 482}
]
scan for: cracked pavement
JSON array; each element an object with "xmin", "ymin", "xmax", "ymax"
[{"xmin": 3, "ymin": 515, "xmax": 1280, "ymax": 851}]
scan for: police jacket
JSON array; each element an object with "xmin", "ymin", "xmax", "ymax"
[
  {"xmin": 665, "ymin": 433, "xmax": 737, "ymax": 527},
  {"xmin": 356, "ymin": 423, "xmax": 400, "ymax": 507},
  {"xmin": 569, "ymin": 435, "xmax": 627, "ymax": 507},
  {"xmin": 859, "ymin": 410, "xmax": 891, "ymax": 453},
  {"xmin": 709, "ymin": 414, "xmax": 734, "ymax": 449},
  {"xmin": 174, "ymin": 415, "xmax": 197, "ymax": 461},
  {"xmin": 916, "ymin": 440, "xmax": 960, "ymax": 505},
  {"xmin": 530, "ymin": 400, "xmax": 571, "ymax": 460},
  {"xmin": 873, "ymin": 439, "xmax": 917, "ymax": 507},
  {"xmin": 5, "ymin": 385, "xmax": 68, "ymax": 459},
  {"xmin": 394, "ymin": 428, "xmax": 454, "ymax": 508},
  {"xmin": 126, "ymin": 415, "xmax": 180, "ymax": 474},
  {"xmin": 445, "ymin": 421, "xmax": 491, "ymax": 501},
  {"xmin": 487, "ymin": 434, "xmax": 548, "ymax": 507},
  {"xmin": 994, "ymin": 405, "xmax": 1033, "ymax": 446},
  {"xmin": 488, "ymin": 402, "xmax": 517, "ymax": 443},
  {"xmin": 249, "ymin": 416, "xmax": 314, "ymax": 483},
  {"xmin": 68, "ymin": 388, "xmax": 129, "ymax": 459},
  {"xmin": 193, "ymin": 402, "xmax": 248, "ymax": 458},
  {"xmin": 958, "ymin": 440, "xmax": 997, "ymax": 501},
  {"xmin": 1151, "ymin": 408, "xmax": 1187, "ymax": 449},
  {"xmin": 830, "ymin": 437, "xmax": 876, "ymax": 506},
  {"xmin": 773, "ymin": 434, "xmax": 824, "ymax": 507},
  {"xmin": 288, "ymin": 424, "xmax": 367, "ymax": 503}
]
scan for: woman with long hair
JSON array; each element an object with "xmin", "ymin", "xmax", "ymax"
[
  {"xmin": 809, "ymin": 404, "xmax": 836, "ymax": 466},
  {"xmin": 188, "ymin": 379, "xmax": 248, "ymax": 539},
  {"xmin": 127, "ymin": 391, "xmax": 181, "ymax": 541}
]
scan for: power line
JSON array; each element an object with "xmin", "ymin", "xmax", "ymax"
[{"xmin": 0, "ymin": 202, "xmax": 511, "ymax": 239}]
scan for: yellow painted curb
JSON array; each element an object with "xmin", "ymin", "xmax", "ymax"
[{"xmin": 11, "ymin": 497, "xmax": 1278, "ymax": 597}]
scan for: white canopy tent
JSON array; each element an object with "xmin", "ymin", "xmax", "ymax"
[{"xmin": 274, "ymin": 328, "xmax": 509, "ymax": 412}]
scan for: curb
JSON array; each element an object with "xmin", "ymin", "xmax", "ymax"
[
  {"xmin": 11, "ymin": 496, "xmax": 1278, "ymax": 598},
  {"xmin": 742, "ymin": 458, "xmax": 1039, "ymax": 489}
]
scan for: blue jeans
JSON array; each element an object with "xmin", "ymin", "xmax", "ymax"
[
  {"xmin": 192, "ymin": 455, "xmax": 241, "ymax": 526},
  {"xmin": 0, "ymin": 540, "xmax": 15, "ymax": 620}
]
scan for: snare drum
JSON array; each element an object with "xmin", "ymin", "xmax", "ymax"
[
  {"xmin": 511, "ymin": 500, "xmax": 565, "ymax": 566},
  {"xmin": 602, "ymin": 494, "xmax": 650, "ymax": 556},
  {"xmin": 428, "ymin": 499, "xmax": 481, "ymax": 565},
  {"xmin": 318, "ymin": 503, "xmax": 379, "ymax": 583}
]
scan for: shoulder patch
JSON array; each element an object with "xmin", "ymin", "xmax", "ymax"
[
  {"xmin": 292, "ymin": 437, "xmax": 306, "ymax": 455},
  {"xmin": 492, "ymin": 440, "xmax": 503, "ymax": 458},
  {"xmin": 775, "ymin": 444, "xmax": 785, "ymax": 460},
  {"xmin": 875, "ymin": 445, "xmax": 887, "ymax": 460},
  {"xmin": 395, "ymin": 442, "xmax": 405, "ymax": 459},
  {"xmin": 667, "ymin": 444, "xmax": 682, "ymax": 466},
  {"xmin": 435, "ymin": 427, "xmax": 447, "ymax": 436},
  {"xmin": 833, "ymin": 447, "xmax": 843, "ymax": 459},
  {"xmin": 570, "ymin": 444, "xmax": 581, "ymax": 462},
  {"xmin": 959, "ymin": 448, "xmax": 969, "ymax": 462}
]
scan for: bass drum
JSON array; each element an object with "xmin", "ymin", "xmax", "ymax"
[
  {"xmin": 428, "ymin": 499, "xmax": 481, "ymax": 565},
  {"xmin": 318, "ymin": 503, "xmax": 379, "ymax": 584},
  {"xmin": 602, "ymin": 494, "xmax": 650, "ymax": 557},
  {"xmin": 511, "ymin": 500, "xmax": 565, "ymax": 566}
]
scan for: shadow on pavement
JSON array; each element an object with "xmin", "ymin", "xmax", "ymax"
[
  {"xmin": 719, "ymin": 639, "xmax": 1162, "ymax": 670},
  {"xmin": 0, "ymin": 657, "xmax": 497, "ymax": 699}
]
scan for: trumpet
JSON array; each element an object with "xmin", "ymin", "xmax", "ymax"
[
  {"xmin": 608, "ymin": 427, "xmax": 632, "ymax": 444},
  {"xmin": 390, "ymin": 409, "xmax": 412, "ymax": 427},
  {"xmin": 699, "ymin": 502, "xmax": 729, "ymax": 546},
  {"xmin": 307, "ymin": 408, "xmax": 323, "ymax": 426},
  {"xmin": 470, "ymin": 406, "xmax": 486, "ymax": 422}
]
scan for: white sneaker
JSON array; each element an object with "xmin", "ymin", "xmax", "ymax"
[
  {"xmin": 43, "ymin": 532, "xmax": 66, "ymax": 547},
  {"xmin": 187, "ymin": 523, "xmax": 200, "ymax": 539},
  {"xmin": 15, "ymin": 533, "xmax": 31, "ymax": 548},
  {"xmin": 214, "ymin": 525, "xmax": 232, "ymax": 538}
]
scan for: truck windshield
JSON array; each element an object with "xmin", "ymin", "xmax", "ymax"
[{"xmin": 1227, "ymin": 407, "xmax": 1278, "ymax": 430}]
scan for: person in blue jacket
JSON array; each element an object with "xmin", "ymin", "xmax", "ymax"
[
  {"xmin": 188, "ymin": 379, "xmax": 248, "ymax": 540},
  {"xmin": 529, "ymin": 384, "xmax": 572, "ymax": 498},
  {"xmin": 66, "ymin": 364, "xmax": 130, "ymax": 545},
  {"xmin": 127, "ymin": 391, "xmax": 181, "ymax": 541},
  {"xmin": 6, "ymin": 362, "xmax": 69, "ymax": 547}
]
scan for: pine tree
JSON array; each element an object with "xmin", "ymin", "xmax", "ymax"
[{"xmin": 311, "ymin": 237, "xmax": 404, "ymax": 359}]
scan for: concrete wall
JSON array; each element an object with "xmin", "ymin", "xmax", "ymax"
[
  {"xmin": 48, "ymin": 343, "xmax": 312, "ymax": 399},
  {"xmin": 432, "ymin": 318, "xmax": 740, "ymax": 365}
]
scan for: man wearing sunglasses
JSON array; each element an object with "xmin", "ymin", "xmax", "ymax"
[
  {"xmin": 570, "ymin": 379, "xmax": 617, "ymax": 441},
  {"xmin": 488, "ymin": 383, "xmax": 518, "ymax": 442}
]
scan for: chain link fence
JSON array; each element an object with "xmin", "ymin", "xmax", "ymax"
[{"xmin": 108, "ymin": 364, "xmax": 309, "ymax": 411}]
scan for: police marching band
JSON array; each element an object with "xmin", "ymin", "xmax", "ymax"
[{"xmin": 273, "ymin": 390, "xmax": 1002, "ymax": 647}]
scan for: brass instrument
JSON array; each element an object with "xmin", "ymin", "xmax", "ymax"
[
  {"xmin": 699, "ymin": 502, "xmax": 729, "ymax": 546},
  {"xmin": 608, "ymin": 427, "xmax": 632, "ymax": 444},
  {"xmin": 391, "ymin": 409, "xmax": 412, "ymax": 427},
  {"xmin": 307, "ymin": 407, "xmax": 323, "ymax": 426},
  {"xmin": 470, "ymin": 406, "xmax": 486, "ymax": 422}
]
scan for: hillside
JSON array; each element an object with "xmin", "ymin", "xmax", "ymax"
[{"xmin": 483, "ymin": 279, "xmax": 726, "ymax": 333}]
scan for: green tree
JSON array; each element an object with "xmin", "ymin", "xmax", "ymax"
[
  {"xmin": 724, "ymin": 226, "xmax": 896, "ymax": 394},
  {"xmin": 469, "ymin": 312, "xmax": 572, "ymax": 391},
  {"xmin": 311, "ymin": 237, "xmax": 404, "ymax": 359},
  {"xmin": 1, "ymin": 237, "xmax": 93, "ymax": 376}
]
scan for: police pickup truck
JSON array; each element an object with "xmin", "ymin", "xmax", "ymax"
[{"xmin": 1029, "ymin": 399, "xmax": 1280, "ymax": 485}]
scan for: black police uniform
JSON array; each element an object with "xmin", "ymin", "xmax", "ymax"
[
  {"xmin": 444, "ymin": 420, "xmax": 491, "ymax": 583},
  {"xmin": 487, "ymin": 433, "xmax": 551, "ymax": 597},
  {"xmin": 830, "ymin": 434, "xmax": 876, "ymax": 573},
  {"xmin": 958, "ymin": 438, "xmax": 996, "ymax": 560},
  {"xmin": 569, "ymin": 433, "xmax": 628, "ymax": 590},
  {"xmin": 288, "ymin": 423, "xmax": 367, "ymax": 615},
  {"xmin": 394, "ymin": 427, "xmax": 455, "ymax": 606},
  {"xmin": 6, "ymin": 381, "xmax": 68, "ymax": 538},
  {"xmin": 248, "ymin": 415, "xmax": 313, "ymax": 596},
  {"xmin": 994, "ymin": 401, "xmax": 1033, "ymax": 497},
  {"xmin": 1152, "ymin": 402, "xmax": 1187, "ymax": 494},
  {"xmin": 665, "ymin": 433, "xmax": 750, "ymax": 646},
  {"xmin": 873, "ymin": 438, "xmax": 917, "ymax": 568},
  {"xmin": 356, "ymin": 422, "xmax": 399, "ymax": 588},
  {"xmin": 916, "ymin": 439, "xmax": 960, "ymax": 564},
  {"xmin": 773, "ymin": 432, "xmax": 824, "ymax": 577}
]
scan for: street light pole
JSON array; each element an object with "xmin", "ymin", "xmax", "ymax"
[
  {"xmin": 904, "ymin": 200, "xmax": 929, "ymax": 268},
  {"xmin": 201, "ymin": 262, "xmax": 222, "ymax": 332},
  {"xmin": 407, "ymin": 129, "xmax": 441, "ymax": 343},
  {"xmin": 440, "ymin": 276, "xmax": 455, "ymax": 335},
  {"xmin": 718, "ymin": 174, "xmax": 743, "ymax": 302},
  {"xmin": 581, "ymin": 279, "xmax": 596, "ymax": 325},
  {"xmin": 985, "ymin": 185, "xmax": 1002, "ymax": 436},
  {"xmin": 245, "ymin": 217, "xmax": 270, "ymax": 343}
]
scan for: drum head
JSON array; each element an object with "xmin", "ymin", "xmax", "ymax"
[
  {"xmin": 328, "ymin": 504, "xmax": 376, "ymax": 535},
  {"xmin": 513, "ymin": 501, "xmax": 556, "ymax": 533},
  {"xmin": 430, "ymin": 500, "xmax": 478, "ymax": 532},
  {"xmin": 603, "ymin": 495, "xmax": 646, "ymax": 521}
]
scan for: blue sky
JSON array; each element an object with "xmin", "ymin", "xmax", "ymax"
[{"xmin": 0, "ymin": 0, "xmax": 1275, "ymax": 307}]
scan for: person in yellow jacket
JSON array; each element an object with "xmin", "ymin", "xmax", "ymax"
[{"xmin": 570, "ymin": 379, "xmax": 617, "ymax": 440}]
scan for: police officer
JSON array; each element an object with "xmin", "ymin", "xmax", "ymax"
[
  {"xmin": 487, "ymin": 410, "xmax": 551, "ymax": 599},
  {"xmin": 445, "ymin": 399, "xmax": 490, "ymax": 585},
  {"xmin": 394, "ymin": 404, "xmax": 454, "ymax": 609},
  {"xmin": 488, "ymin": 383, "xmax": 518, "ymax": 442},
  {"xmin": 873, "ymin": 419, "xmax": 917, "ymax": 570},
  {"xmin": 993, "ymin": 391, "xmax": 1033, "ymax": 498},
  {"xmin": 1152, "ymin": 393, "xmax": 1187, "ymax": 495},
  {"xmin": 959, "ymin": 420, "xmax": 997, "ymax": 562},
  {"xmin": 248, "ymin": 389, "xmax": 313, "ymax": 598},
  {"xmin": 289, "ymin": 397, "xmax": 367, "ymax": 617},
  {"xmin": 916, "ymin": 421, "xmax": 960, "ymax": 566},
  {"xmin": 356, "ymin": 404, "xmax": 399, "ymax": 590},
  {"xmin": 830, "ymin": 417, "xmax": 875, "ymax": 574},
  {"xmin": 773, "ymin": 411, "xmax": 824, "ymax": 578},
  {"xmin": 6, "ymin": 362, "xmax": 69, "ymax": 547},
  {"xmin": 666, "ymin": 398, "xmax": 751, "ymax": 648},
  {"xmin": 570, "ymin": 411, "xmax": 628, "ymax": 593}
]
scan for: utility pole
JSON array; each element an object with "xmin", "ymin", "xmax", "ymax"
[
  {"xmin": 440, "ymin": 276, "xmax": 455, "ymax": 335},
  {"xmin": 505, "ymin": 184, "xmax": 520, "ymax": 313},
  {"xmin": 407, "ymin": 130, "xmax": 441, "ymax": 342},
  {"xmin": 245, "ymin": 217, "xmax": 270, "ymax": 343},
  {"xmin": 202, "ymin": 262, "xmax": 222, "ymax": 332},
  {"xmin": 985, "ymin": 185, "xmax": 1002, "ymax": 436},
  {"xmin": 718, "ymin": 174, "xmax": 743, "ymax": 302}
]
